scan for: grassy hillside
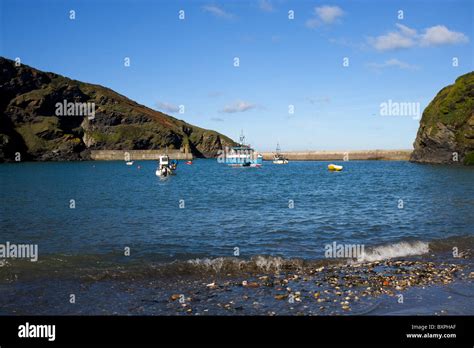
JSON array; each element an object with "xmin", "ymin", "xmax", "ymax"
[
  {"xmin": 411, "ymin": 72, "xmax": 474, "ymax": 165},
  {"xmin": 0, "ymin": 57, "xmax": 237, "ymax": 161}
]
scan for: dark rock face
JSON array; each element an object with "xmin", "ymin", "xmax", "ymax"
[
  {"xmin": 0, "ymin": 57, "xmax": 237, "ymax": 162},
  {"xmin": 410, "ymin": 72, "xmax": 474, "ymax": 165}
]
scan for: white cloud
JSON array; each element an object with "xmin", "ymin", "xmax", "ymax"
[
  {"xmin": 202, "ymin": 5, "xmax": 233, "ymax": 19},
  {"xmin": 369, "ymin": 23, "xmax": 469, "ymax": 51},
  {"xmin": 220, "ymin": 101, "xmax": 257, "ymax": 113},
  {"xmin": 259, "ymin": 0, "xmax": 274, "ymax": 12},
  {"xmin": 156, "ymin": 101, "xmax": 180, "ymax": 113},
  {"xmin": 369, "ymin": 30, "xmax": 416, "ymax": 51},
  {"xmin": 420, "ymin": 25, "xmax": 469, "ymax": 46},
  {"xmin": 306, "ymin": 5, "xmax": 344, "ymax": 28},
  {"xmin": 316, "ymin": 5, "xmax": 344, "ymax": 24},
  {"xmin": 395, "ymin": 23, "xmax": 417, "ymax": 37},
  {"xmin": 367, "ymin": 58, "xmax": 418, "ymax": 70}
]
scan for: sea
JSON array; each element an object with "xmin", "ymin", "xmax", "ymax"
[{"xmin": 0, "ymin": 160, "xmax": 473, "ymax": 315}]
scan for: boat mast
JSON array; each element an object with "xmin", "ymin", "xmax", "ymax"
[{"xmin": 239, "ymin": 130, "xmax": 246, "ymax": 146}]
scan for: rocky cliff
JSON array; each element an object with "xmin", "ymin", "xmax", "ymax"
[
  {"xmin": 0, "ymin": 57, "xmax": 237, "ymax": 162},
  {"xmin": 410, "ymin": 72, "xmax": 474, "ymax": 165}
]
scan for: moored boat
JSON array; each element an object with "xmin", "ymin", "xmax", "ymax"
[
  {"xmin": 219, "ymin": 131, "xmax": 263, "ymax": 167},
  {"xmin": 272, "ymin": 143, "xmax": 289, "ymax": 164},
  {"xmin": 156, "ymin": 155, "xmax": 177, "ymax": 177}
]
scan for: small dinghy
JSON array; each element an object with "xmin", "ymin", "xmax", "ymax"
[
  {"xmin": 126, "ymin": 161, "xmax": 134, "ymax": 166},
  {"xmin": 328, "ymin": 164, "xmax": 343, "ymax": 171}
]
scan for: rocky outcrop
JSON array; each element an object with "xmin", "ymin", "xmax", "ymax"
[
  {"xmin": 411, "ymin": 72, "xmax": 474, "ymax": 165},
  {"xmin": 0, "ymin": 57, "xmax": 237, "ymax": 162}
]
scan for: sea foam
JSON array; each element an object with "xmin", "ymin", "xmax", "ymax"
[{"xmin": 356, "ymin": 241, "xmax": 430, "ymax": 262}]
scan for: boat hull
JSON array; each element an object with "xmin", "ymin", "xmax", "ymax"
[{"xmin": 228, "ymin": 163, "xmax": 262, "ymax": 168}]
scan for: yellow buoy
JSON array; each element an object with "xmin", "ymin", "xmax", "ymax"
[{"xmin": 328, "ymin": 164, "xmax": 343, "ymax": 171}]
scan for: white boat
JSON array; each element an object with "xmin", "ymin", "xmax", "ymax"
[
  {"xmin": 155, "ymin": 155, "xmax": 176, "ymax": 177},
  {"xmin": 126, "ymin": 161, "xmax": 134, "ymax": 166},
  {"xmin": 272, "ymin": 143, "xmax": 289, "ymax": 164},
  {"xmin": 220, "ymin": 131, "xmax": 263, "ymax": 167},
  {"xmin": 273, "ymin": 158, "xmax": 288, "ymax": 164}
]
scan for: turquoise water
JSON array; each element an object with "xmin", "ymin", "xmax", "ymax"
[{"xmin": 1, "ymin": 160, "xmax": 473, "ymax": 261}]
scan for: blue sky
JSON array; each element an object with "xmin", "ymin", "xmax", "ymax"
[{"xmin": 1, "ymin": 0, "xmax": 473, "ymax": 151}]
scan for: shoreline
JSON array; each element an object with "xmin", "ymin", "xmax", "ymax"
[
  {"xmin": 1, "ymin": 235, "xmax": 473, "ymax": 315},
  {"xmin": 0, "ymin": 253, "xmax": 472, "ymax": 315}
]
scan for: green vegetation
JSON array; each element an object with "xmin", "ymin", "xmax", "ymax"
[
  {"xmin": 464, "ymin": 151, "xmax": 474, "ymax": 165},
  {"xmin": 411, "ymin": 71, "xmax": 474, "ymax": 165},
  {"xmin": 0, "ymin": 56, "xmax": 237, "ymax": 161},
  {"xmin": 423, "ymin": 72, "xmax": 474, "ymax": 146},
  {"xmin": 15, "ymin": 117, "xmax": 62, "ymax": 152}
]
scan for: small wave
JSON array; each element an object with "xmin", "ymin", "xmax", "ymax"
[
  {"xmin": 186, "ymin": 255, "xmax": 310, "ymax": 274},
  {"xmin": 1, "ymin": 235, "xmax": 471, "ymax": 282},
  {"xmin": 356, "ymin": 241, "xmax": 429, "ymax": 262}
]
